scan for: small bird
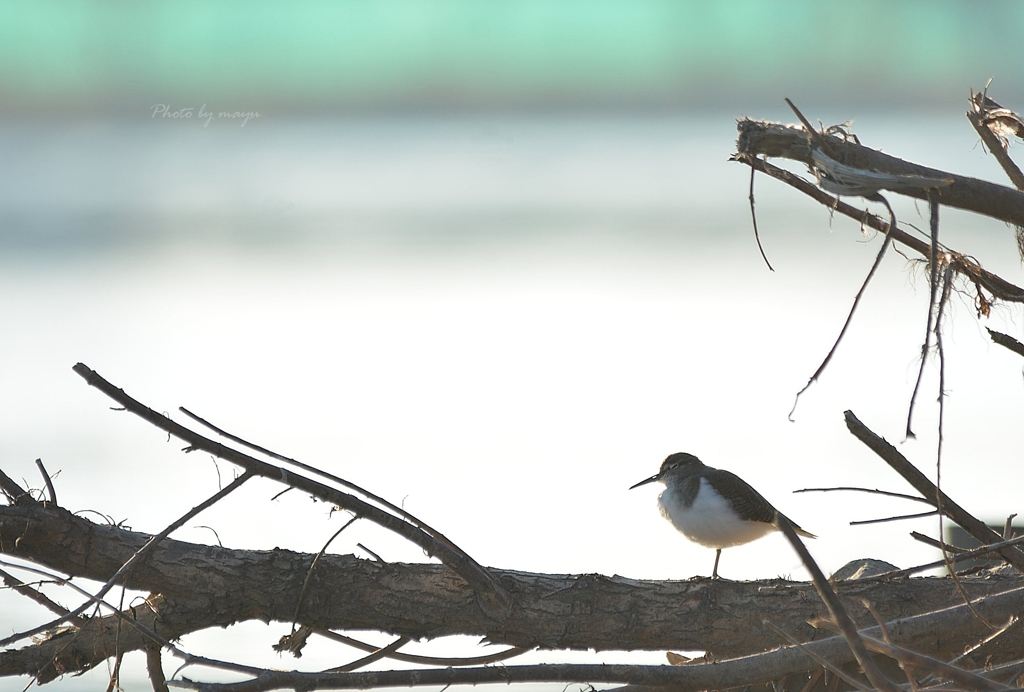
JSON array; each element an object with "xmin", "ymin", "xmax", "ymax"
[{"xmin": 630, "ymin": 452, "xmax": 815, "ymax": 579}]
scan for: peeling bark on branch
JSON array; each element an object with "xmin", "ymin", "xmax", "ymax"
[{"xmin": 736, "ymin": 118, "xmax": 1024, "ymax": 228}]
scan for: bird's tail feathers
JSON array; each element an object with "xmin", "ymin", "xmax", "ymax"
[{"xmin": 776, "ymin": 513, "xmax": 816, "ymax": 539}]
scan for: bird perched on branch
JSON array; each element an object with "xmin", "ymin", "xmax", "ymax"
[{"xmin": 630, "ymin": 452, "xmax": 815, "ymax": 579}]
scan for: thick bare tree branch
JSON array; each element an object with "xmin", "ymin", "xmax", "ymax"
[
  {"xmin": 3, "ymin": 498, "xmax": 1024, "ymax": 685},
  {"xmin": 735, "ymin": 118, "xmax": 1024, "ymax": 228}
]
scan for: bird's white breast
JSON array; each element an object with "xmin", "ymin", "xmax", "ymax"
[{"xmin": 658, "ymin": 477, "xmax": 777, "ymax": 549}]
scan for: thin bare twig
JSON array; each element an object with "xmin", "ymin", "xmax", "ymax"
[
  {"xmin": 746, "ymin": 163, "xmax": 775, "ymax": 271},
  {"xmin": 313, "ymin": 630, "xmax": 527, "ymax": 667},
  {"xmin": 323, "ymin": 637, "xmax": 410, "ymax": 673},
  {"xmin": 795, "ymin": 487, "xmax": 934, "ymax": 504},
  {"xmin": 905, "ymin": 192, "xmax": 943, "ymax": 440},
  {"xmin": 932, "ymin": 264, "xmax": 969, "ymax": 613},
  {"xmin": 849, "ymin": 510, "xmax": 938, "ymax": 526},
  {"xmin": 788, "ymin": 195, "xmax": 896, "ymax": 420},
  {"xmin": 290, "ymin": 516, "xmax": 359, "ymax": 634},
  {"xmin": 911, "ymin": 531, "xmax": 969, "ymax": 553}
]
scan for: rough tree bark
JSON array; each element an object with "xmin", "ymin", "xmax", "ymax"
[{"xmin": 3, "ymin": 493, "xmax": 1024, "ymax": 687}]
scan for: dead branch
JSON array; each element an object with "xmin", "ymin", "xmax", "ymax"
[
  {"xmin": 311, "ymin": 629, "xmax": 527, "ymax": 666},
  {"xmin": 735, "ymin": 118, "xmax": 1024, "ymax": 228},
  {"xmin": 848, "ymin": 511, "xmax": 938, "ymax": 526},
  {"xmin": 746, "ymin": 164, "xmax": 775, "ymax": 270},
  {"xmin": 795, "ymin": 487, "xmax": 932, "ymax": 504},
  {"xmin": 904, "ymin": 192, "xmax": 943, "ymax": 439},
  {"xmin": 5, "ymin": 497, "xmax": 1024, "ymax": 684}
]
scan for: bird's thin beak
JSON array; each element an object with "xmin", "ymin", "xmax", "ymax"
[{"xmin": 629, "ymin": 473, "xmax": 660, "ymax": 490}]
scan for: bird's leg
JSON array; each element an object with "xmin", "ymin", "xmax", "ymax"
[{"xmin": 712, "ymin": 549, "xmax": 722, "ymax": 580}]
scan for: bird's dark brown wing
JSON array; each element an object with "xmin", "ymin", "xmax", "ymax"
[
  {"xmin": 704, "ymin": 468, "xmax": 816, "ymax": 537},
  {"xmin": 703, "ymin": 468, "xmax": 779, "ymax": 525}
]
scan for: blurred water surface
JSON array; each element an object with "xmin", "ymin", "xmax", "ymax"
[{"xmin": 1, "ymin": 111, "xmax": 1023, "ymax": 691}]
